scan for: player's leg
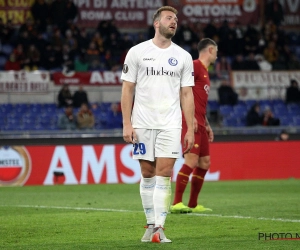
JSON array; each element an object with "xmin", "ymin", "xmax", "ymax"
[
  {"xmin": 171, "ymin": 122, "xmax": 201, "ymax": 213},
  {"xmin": 171, "ymin": 152, "xmax": 198, "ymax": 213},
  {"xmin": 188, "ymin": 126, "xmax": 212, "ymax": 212},
  {"xmin": 133, "ymin": 129, "xmax": 156, "ymax": 242},
  {"xmin": 139, "ymin": 159, "xmax": 156, "ymax": 242},
  {"xmin": 150, "ymin": 129, "xmax": 180, "ymax": 243}
]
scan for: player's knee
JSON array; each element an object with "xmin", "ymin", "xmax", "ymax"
[{"xmin": 199, "ymin": 157, "xmax": 210, "ymax": 170}]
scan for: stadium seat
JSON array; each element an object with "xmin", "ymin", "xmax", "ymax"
[
  {"xmin": 1, "ymin": 44, "xmax": 13, "ymax": 56},
  {"xmin": 245, "ymin": 100, "xmax": 257, "ymax": 110},
  {"xmin": 222, "ymin": 117, "xmax": 238, "ymax": 127},
  {"xmin": 279, "ymin": 116, "xmax": 290, "ymax": 126},
  {"xmin": 0, "ymin": 56, "xmax": 7, "ymax": 69},
  {"xmin": 219, "ymin": 105, "xmax": 233, "ymax": 117},
  {"xmin": 208, "ymin": 100, "xmax": 219, "ymax": 112},
  {"xmin": 292, "ymin": 116, "xmax": 300, "ymax": 126}
]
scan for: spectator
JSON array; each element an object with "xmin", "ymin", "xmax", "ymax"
[
  {"xmin": 231, "ymin": 54, "xmax": 246, "ymax": 70},
  {"xmin": 215, "ymin": 56, "xmax": 231, "ymax": 79},
  {"xmin": 285, "ymin": 79, "xmax": 300, "ymax": 104},
  {"xmin": 246, "ymin": 103, "xmax": 263, "ymax": 126},
  {"xmin": 176, "ymin": 20, "xmax": 197, "ymax": 47},
  {"xmin": 74, "ymin": 53, "xmax": 89, "ymax": 72},
  {"xmin": 91, "ymin": 31, "xmax": 105, "ymax": 55},
  {"xmin": 76, "ymin": 28, "xmax": 90, "ymax": 54},
  {"xmin": 104, "ymin": 32, "xmax": 122, "ymax": 58},
  {"xmin": 18, "ymin": 17, "xmax": 37, "ymax": 39},
  {"xmin": 42, "ymin": 44, "xmax": 59, "ymax": 70},
  {"xmin": 287, "ymin": 55, "xmax": 300, "ymax": 70},
  {"xmin": 31, "ymin": 0, "xmax": 49, "ymax": 33},
  {"xmin": 1, "ymin": 19, "xmax": 15, "ymax": 44},
  {"xmin": 244, "ymin": 53, "xmax": 260, "ymax": 70},
  {"xmin": 232, "ymin": 21, "xmax": 244, "ymax": 55},
  {"xmin": 189, "ymin": 42, "xmax": 199, "ymax": 60},
  {"xmin": 255, "ymin": 54, "xmax": 272, "ymax": 71},
  {"xmin": 263, "ymin": 41, "xmax": 279, "ymax": 65},
  {"xmin": 275, "ymin": 130, "xmax": 289, "ymax": 141},
  {"xmin": 218, "ymin": 80, "xmax": 238, "ymax": 106},
  {"xmin": 107, "ymin": 103, "xmax": 123, "ymax": 129},
  {"xmin": 203, "ymin": 19, "xmax": 218, "ymax": 39},
  {"xmin": 24, "ymin": 44, "xmax": 41, "ymax": 71},
  {"xmin": 65, "ymin": 0, "xmax": 78, "ymax": 24},
  {"xmin": 59, "ymin": 43, "xmax": 76, "ymax": 72},
  {"xmin": 64, "ymin": 29, "xmax": 78, "ymax": 51},
  {"xmin": 121, "ymin": 33, "xmax": 134, "ymax": 51},
  {"xmin": 4, "ymin": 53, "xmax": 21, "ymax": 71},
  {"xmin": 73, "ymin": 85, "xmax": 89, "ymax": 108},
  {"xmin": 262, "ymin": 107, "xmax": 280, "ymax": 126},
  {"xmin": 50, "ymin": 0, "xmax": 68, "ymax": 32},
  {"xmin": 58, "ymin": 84, "xmax": 73, "ymax": 108},
  {"xmin": 85, "ymin": 41, "xmax": 100, "ymax": 66},
  {"xmin": 265, "ymin": 0, "xmax": 284, "ymax": 26},
  {"xmin": 57, "ymin": 105, "xmax": 77, "ymax": 130},
  {"xmin": 76, "ymin": 103, "xmax": 95, "ymax": 129}
]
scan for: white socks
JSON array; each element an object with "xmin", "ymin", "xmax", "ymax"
[
  {"xmin": 140, "ymin": 176, "xmax": 156, "ymax": 225},
  {"xmin": 153, "ymin": 176, "xmax": 171, "ymax": 228}
]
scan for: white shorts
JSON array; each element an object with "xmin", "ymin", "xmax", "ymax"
[{"xmin": 133, "ymin": 128, "xmax": 181, "ymax": 161}]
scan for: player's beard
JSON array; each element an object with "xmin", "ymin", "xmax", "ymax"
[{"xmin": 158, "ymin": 25, "xmax": 175, "ymax": 39}]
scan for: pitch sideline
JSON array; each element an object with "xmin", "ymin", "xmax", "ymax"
[{"xmin": 1, "ymin": 204, "xmax": 300, "ymax": 223}]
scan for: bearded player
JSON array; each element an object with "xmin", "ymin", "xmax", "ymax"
[{"xmin": 170, "ymin": 38, "xmax": 218, "ymax": 213}]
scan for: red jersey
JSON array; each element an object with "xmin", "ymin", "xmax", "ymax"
[{"xmin": 183, "ymin": 59, "xmax": 210, "ymax": 127}]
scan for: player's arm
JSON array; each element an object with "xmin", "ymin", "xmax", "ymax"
[
  {"xmin": 181, "ymin": 86, "xmax": 195, "ymax": 154},
  {"xmin": 205, "ymin": 116, "xmax": 214, "ymax": 142},
  {"xmin": 121, "ymin": 80, "xmax": 137, "ymax": 143}
]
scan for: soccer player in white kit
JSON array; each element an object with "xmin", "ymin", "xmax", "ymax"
[{"xmin": 121, "ymin": 6, "xmax": 195, "ymax": 243}]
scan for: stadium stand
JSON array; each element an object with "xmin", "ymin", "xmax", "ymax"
[{"xmin": 0, "ymin": 1, "xmax": 300, "ymax": 132}]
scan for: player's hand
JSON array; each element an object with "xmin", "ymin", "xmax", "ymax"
[
  {"xmin": 123, "ymin": 123, "xmax": 137, "ymax": 144},
  {"xmin": 206, "ymin": 125, "xmax": 214, "ymax": 142},
  {"xmin": 183, "ymin": 129, "xmax": 194, "ymax": 154},
  {"xmin": 194, "ymin": 117, "xmax": 198, "ymax": 133}
]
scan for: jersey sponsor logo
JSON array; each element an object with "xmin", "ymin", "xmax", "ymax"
[
  {"xmin": 204, "ymin": 84, "xmax": 210, "ymax": 95},
  {"xmin": 194, "ymin": 144, "xmax": 199, "ymax": 148},
  {"xmin": 122, "ymin": 64, "xmax": 128, "ymax": 73},
  {"xmin": 143, "ymin": 58, "xmax": 156, "ymax": 61},
  {"xmin": 0, "ymin": 146, "xmax": 31, "ymax": 186},
  {"xmin": 204, "ymin": 75, "xmax": 207, "ymax": 78},
  {"xmin": 146, "ymin": 67, "xmax": 176, "ymax": 77},
  {"xmin": 168, "ymin": 57, "xmax": 178, "ymax": 66},
  {"xmin": 172, "ymin": 152, "xmax": 179, "ymax": 154}
]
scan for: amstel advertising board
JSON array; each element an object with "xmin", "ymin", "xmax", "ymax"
[{"xmin": 1, "ymin": 141, "xmax": 299, "ymax": 186}]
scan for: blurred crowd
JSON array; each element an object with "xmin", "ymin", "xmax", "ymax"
[{"xmin": 0, "ymin": 0, "xmax": 300, "ymax": 73}]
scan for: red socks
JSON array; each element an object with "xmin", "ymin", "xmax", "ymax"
[
  {"xmin": 188, "ymin": 168, "xmax": 207, "ymax": 208},
  {"xmin": 172, "ymin": 164, "xmax": 193, "ymax": 205}
]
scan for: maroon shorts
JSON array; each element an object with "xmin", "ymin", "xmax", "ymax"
[{"xmin": 181, "ymin": 123, "xmax": 209, "ymax": 157}]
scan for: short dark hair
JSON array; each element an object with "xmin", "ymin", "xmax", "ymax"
[
  {"xmin": 152, "ymin": 6, "xmax": 178, "ymax": 23},
  {"xmin": 197, "ymin": 38, "xmax": 217, "ymax": 52}
]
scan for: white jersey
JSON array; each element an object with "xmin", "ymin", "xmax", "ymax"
[{"xmin": 121, "ymin": 39, "xmax": 194, "ymax": 129}]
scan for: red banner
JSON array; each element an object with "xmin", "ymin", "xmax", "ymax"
[
  {"xmin": 74, "ymin": 0, "xmax": 162, "ymax": 28},
  {"xmin": 74, "ymin": 0, "xmax": 261, "ymax": 28},
  {"xmin": 169, "ymin": 0, "xmax": 260, "ymax": 25},
  {"xmin": 281, "ymin": 0, "xmax": 300, "ymax": 27},
  {"xmin": 52, "ymin": 71, "xmax": 122, "ymax": 86},
  {"xmin": 0, "ymin": 0, "xmax": 33, "ymax": 25},
  {"xmin": 1, "ymin": 141, "xmax": 299, "ymax": 186}
]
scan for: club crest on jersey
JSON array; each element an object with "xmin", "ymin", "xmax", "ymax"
[
  {"xmin": 122, "ymin": 64, "xmax": 128, "ymax": 73},
  {"xmin": 168, "ymin": 57, "xmax": 178, "ymax": 66}
]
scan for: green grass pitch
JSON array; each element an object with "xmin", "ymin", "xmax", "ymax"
[{"xmin": 0, "ymin": 179, "xmax": 299, "ymax": 250}]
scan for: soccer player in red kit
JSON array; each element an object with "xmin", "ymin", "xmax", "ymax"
[{"xmin": 170, "ymin": 38, "xmax": 218, "ymax": 213}]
